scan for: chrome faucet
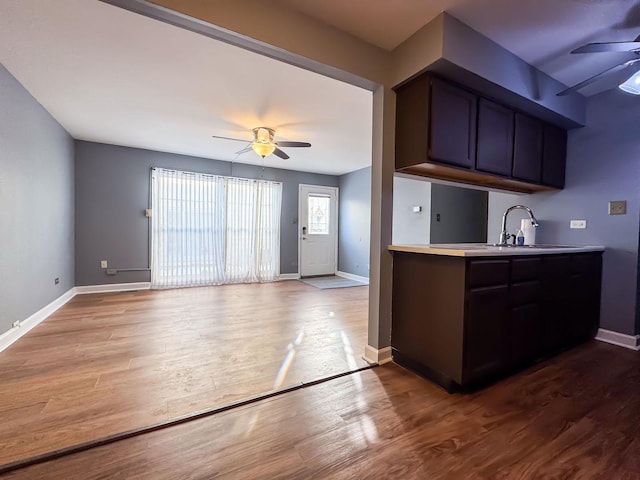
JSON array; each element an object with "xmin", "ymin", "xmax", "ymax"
[{"xmin": 498, "ymin": 205, "xmax": 539, "ymax": 245}]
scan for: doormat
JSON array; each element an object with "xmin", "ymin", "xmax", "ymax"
[{"xmin": 299, "ymin": 275, "xmax": 368, "ymax": 289}]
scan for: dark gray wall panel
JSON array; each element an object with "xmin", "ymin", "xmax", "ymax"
[
  {"xmin": 338, "ymin": 167, "xmax": 371, "ymax": 278},
  {"xmin": 430, "ymin": 183, "xmax": 488, "ymax": 244},
  {"xmin": 74, "ymin": 141, "xmax": 338, "ymax": 285},
  {"xmin": 0, "ymin": 63, "xmax": 74, "ymax": 335}
]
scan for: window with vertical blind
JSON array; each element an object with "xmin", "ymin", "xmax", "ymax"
[{"xmin": 150, "ymin": 167, "xmax": 282, "ymax": 289}]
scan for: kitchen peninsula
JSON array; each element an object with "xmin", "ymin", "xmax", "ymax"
[{"xmin": 389, "ymin": 243, "xmax": 604, "ymax": 391}]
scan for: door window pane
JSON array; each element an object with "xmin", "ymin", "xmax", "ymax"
[{"xmin": 308, "ymin": 195, "xmax": 330, "ymax": 235}]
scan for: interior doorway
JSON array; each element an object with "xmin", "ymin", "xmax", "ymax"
[{"xmin": 299, "ymin": 184, "xmax": 339, "ymax": 277}]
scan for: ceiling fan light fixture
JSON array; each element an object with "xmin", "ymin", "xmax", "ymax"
[
  {"xmin": 251, "ymin": 142, "xmax": 276, "ymax": 157},
  {"xmin": 619, "ymin": 70, "xmax": 640, "ymax": 95}
]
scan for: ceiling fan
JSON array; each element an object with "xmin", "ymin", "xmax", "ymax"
[
  {"xmin": 211, "ymin": 127, "xmax": 311, "ymax": 159},
  {"xmin": 557, "ymin": 34, "xmax": 640, "ymax": 96}
]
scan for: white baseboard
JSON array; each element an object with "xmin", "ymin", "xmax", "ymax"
[
  {"xmin": 74, "ymin": 282, "xmax": 151, "ymax": 294},
  {"xmin": 336, "ymin": 271, "xmax": 369, "ymax": 284},
  {"xmin": 595, "ymin": 328, "xmax": 640, "ymax": 351},
  {"xmin": 363, "ymin": 345, "xmax": 392, "ymax": 365},
  {"xmin": 278, "ymin": 273, "xmax": 301, "ymax": 281},
  {"xmin": 0, "ymin": 288, "xmax": 75, "ymax": 353}
]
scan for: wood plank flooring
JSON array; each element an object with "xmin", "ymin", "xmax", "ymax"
[
  {"xmin": 2, "ymin": 341, "xmax": 639, "ymax": 479},
  {"xmin": 0, "ymin": 281, "xmax": 369, "ymax": 465}
]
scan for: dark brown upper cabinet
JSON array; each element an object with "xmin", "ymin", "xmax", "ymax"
[
  {"xmin": 429, "ymin": 77, "xmax": 477, "ymax": 169},
  {"xmin": 394, "ymin": 73, "xmax": 568, "ymax": 193},
  {"xmin": 395, "ymin": 75, "xmax": 429, "ymax": 170},
  {"xmin": 476, "ymin": 98, "xmax": 514, "ymax": 176},
  {"xmin": 512, "ymin": 113, "xmax": 543, "ymax": 183},
  {"xmin": 395, "ymin": 75, "xmax": 477, "ymax": 170},
  {"xmin": 542, "ymin": 124, "xmax": 567, "ymax": 188}
]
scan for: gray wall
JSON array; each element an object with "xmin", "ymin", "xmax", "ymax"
[
  {"xmin": 392, "ymin": 175, "xmax": 432, "ymax": 244},
  {"xmin": 487, "ymin": 89, "xmax": 639, "ymax": 335},
  {"xmin": 430, "ymin": 183, "xmax": 488, "ymax": 244},
  {"xmin": 0, "ymin": 63, "xmax": 74, "ymax": 335},
  {"xmin": 75, "ymin": 141, "xmax": 339, "ymax": 285},
  {"xmin": 338, "ymin": 166, "xmax": 371, "ymax": 278}
]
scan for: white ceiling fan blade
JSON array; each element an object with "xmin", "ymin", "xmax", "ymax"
[
  {"xmin": 211, "ymin": 134, "xmax": 250, "ymax": 143},
  {"xmin": 557, "ymin": 61, "xmax": 640, "ymax": 96},
  {"xmin": 571, "ymin": 41, "xmax": 640, "ymax": 54},
  {"xmin": 235, "ymin": 145, "xmax": 253, "ymax": 155}
]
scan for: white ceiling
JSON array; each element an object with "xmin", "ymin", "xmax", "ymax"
[
  {"xmin": 0, "ymin": 0, "xmax": 373, "ymax": 176},
  {"xmin": 0, "ymin": 0, "xmax": 638, "ymax": 176}
]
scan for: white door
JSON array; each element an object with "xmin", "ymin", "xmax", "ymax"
[{"xmin": 299, "ymin": 185, "xmax": 338, "ymax": 277}]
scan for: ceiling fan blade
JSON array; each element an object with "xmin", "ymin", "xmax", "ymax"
[
  {"xmin": 571, "ymin": 41, "xmax": 640, "ymax": 54},
  {"xmin": 235, "ymin": 145, "xmax": 252, "ymax": 155},
  {"xmin": 211, "ymin": 134, "xmax": 249, "ymax": 143},
  {"xmin": 557, "ymin": 61, "xmax": 639, "ymax": 96},
  {"xmin": 272, "ymin": 147, "xmax": 290, "ymax": 160},
  {"xmin": 275, "ymin": 141, "xmax": 311, "ymax": 148}
]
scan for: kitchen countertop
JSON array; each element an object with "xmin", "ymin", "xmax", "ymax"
[{"xmin": 388, "ymin": 243, "xmax": 605, "ymax": 257}]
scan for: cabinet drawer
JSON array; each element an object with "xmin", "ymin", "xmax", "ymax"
[
  {"xmin": 511, "ymin": 257, "xmax": 541, "ymax": 282},
  {"xmin": 511, "ymin": 280, "xmax": 540, "ymax": 306},
  {"xmin": 468, "ymin": 260, "xmax": 509, "ymax": 288}
]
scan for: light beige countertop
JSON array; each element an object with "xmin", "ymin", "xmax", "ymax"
[{"xmin": 388, "ymin": 243, "xmax": 605, "ymax": 257}]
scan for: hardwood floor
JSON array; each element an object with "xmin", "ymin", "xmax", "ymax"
[
  {"xmin": 2, "ymin": 340, "xmax": 639, "ymax": 479},
  {"xmin": 0, "ymin": 281, "xmax": 369, "ymax": 466}
]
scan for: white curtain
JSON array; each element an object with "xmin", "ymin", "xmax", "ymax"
[{"xmin": 151, "ymin": 168, "xmax": 282, "ymax": 289}]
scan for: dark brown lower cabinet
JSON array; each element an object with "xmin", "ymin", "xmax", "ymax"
[
  {"xmin": 540, "ymin": 255, "xmax": 571, "ymax": 353},
  {"xmin": 507, "ymin": 303, "xmax": 539, "ymax": 367},
  {"xmin": 391, "ymin": 251, "xmax": 603, "ymax": 392},
  {"xmin": 465, "ymin": 285, "xmax": 508, "ymax": 382},
  {"xmin": 568, "ymin": 254, "xmax": 602, "ymax": 343}
]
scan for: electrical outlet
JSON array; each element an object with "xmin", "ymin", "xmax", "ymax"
[
  {"xmin": 12, "ymin": 320, "xmax": 20, "ymax": 328},
  {"xmin": 608, "ymin": 200, "xmax": 627, "ymax": 215},
  {"xmin": 570, "ymin": 220, "xmax": 587, "ymax": 229},
  {"xmin": 54, "ymin": 277, "xmax": 60, "ymax": 285},
  {"xmin": 100, "ymin": 260, "xmax": 108, "ymax": 269}
]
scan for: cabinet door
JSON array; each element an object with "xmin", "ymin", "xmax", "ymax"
[
  {"xmin": 507, "ymin": 303, "xmax": 540, "ymax": 367},
  {"xmin": 542, "ymin": 124, "xmax": 567, "ymax": 188},
  {"xmin": 395, "ymin": 76, "xmax": 429, "ymax": 169},
  {"xmin": 512, "ymin": 113, "xmax": 543, "ymax": 183},
  {"xmin": 429, "ymin": 77, "xmax": 477, "ymax": 169},
  {"xmin": 540, "ymin": 255, "xmax": 570, "ymax": 353},
  {"xmin": 476, "ymin": 98, "xmax": 514, "ymax": 176},
  {"xmin": 465, "ymin": 285, "xmax": 508, "ymax": 382},
  {"xmin": 567, "ymin": 253, "xmax": 602, "ymax": 343}
]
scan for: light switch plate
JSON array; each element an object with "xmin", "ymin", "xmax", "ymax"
[
  {"xmin": 100, "ymin": 260, "xmax": 108, "ymax": 269},
  {"xmin": 608, "ymin": 200, "xmax": 627, "ymax": 215},
  {"xmin": 570, "ymin": 220, "xmax": 587, "ymax": 229}
]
